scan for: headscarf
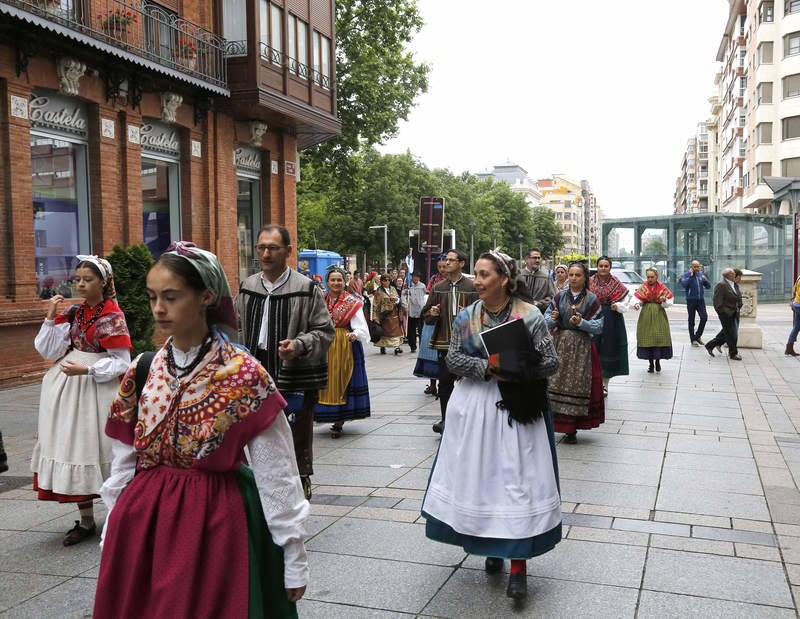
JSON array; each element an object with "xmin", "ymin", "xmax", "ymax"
[
  {"xmin": 76, "ymin": 254, "xmax": 116, "ymax": 298},
  {"xmin": 482, "ymin": 249, "xmax": 532, "ymax": 301},
  {"xmin": 325, "ymin": 265, "xmax": 348, "ymax": 283},
  {"xmin": 634, "ymin": 279, "xmax": 673, "ymax": 304},
  {"xmin": 164, "ymin": 241, "xmax": 237, "ymax": 340}
]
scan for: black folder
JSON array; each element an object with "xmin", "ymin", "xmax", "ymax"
[{"xmin": 478, "ymin": 318, "xmax": 529, "ymax": 355}]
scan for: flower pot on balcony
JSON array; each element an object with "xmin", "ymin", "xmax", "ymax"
[
  {"xmin": 45, "ymin": 0, "xmax": 62, "ymax": 13},
  {"xmin": 185, "ymin": 56, "xmax": 197, "ymax": 71}
]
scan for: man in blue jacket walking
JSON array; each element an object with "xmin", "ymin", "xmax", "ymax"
[{"xmin": 680, "ymin": 260, "xmax": 712, "ymax": 346}]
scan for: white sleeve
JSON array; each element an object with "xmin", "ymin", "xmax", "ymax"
[
  {"xmin": 99, "ymin": 439, "xmax": 137, "ymax": 548},
  {"xmin": 88, "ymin": 348, "xmax": 132, "ymax": 383},
  {"xmin": 248, "ymin": 413, "xmax": 310, "ymax": 589},
  {"xmin": 350, "ymin": 309, "xmax": 370, "ymax": 345},
  {"xmin": 662, "ymin": 297, "xmax": 674, "ymax": 308},
  {"xmin": 614, "ymin": 294, "xmax": 632, "ymax": 314},
  {"xmin": 34, "ymin": 319, "xmax": 71, "ymax": 360}
]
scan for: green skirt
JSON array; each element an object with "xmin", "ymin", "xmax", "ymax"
[
  {"xmin": 636, "ymin": 302, "xmax": 672, "ymax": 348},
  {"xmin": 234, "ymin": 466, "xmax": 299, "ymax": 619}
]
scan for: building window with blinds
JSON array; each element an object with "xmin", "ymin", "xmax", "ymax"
[
  {"xmin": 288, "ymin": 14, "xmax": 309, "ymax": 76},
  {"xmin": 312, "ymin": 31, "xmax": 331, "ymax": 89},
  {"xmin": 784, "ymin": 74, "xmax": 800, "ymax": 99},
  {"xmin": 781, "ymin": 157, "xmax": 800, "ymax": 176},
  {"xmin": 757, "ymin": 122, "xmax": 773, "ymax": 144},
  {"xmin": 785, "ymin": 32, "xmax": 800, "ymax": 58},
  {"xmin": 783, "ymin": 116, "xmax": 800, "ymax": 140}
]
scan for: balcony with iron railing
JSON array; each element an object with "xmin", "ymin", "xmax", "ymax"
[
  {"xmin": 225, "ymin": 41, "xmax": 330, "ymax": 90},
  {"xmin": 0, "ymin": 0, "xmax": 228, "ymax": 92}
]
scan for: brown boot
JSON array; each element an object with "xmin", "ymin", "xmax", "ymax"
[{"xmin": 786, "ymin": 344, "xmax": 800, "ymax": 356}]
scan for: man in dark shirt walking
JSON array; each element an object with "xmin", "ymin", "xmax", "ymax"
[{"xmin": 679, "ymin": 260, "xmax": 711, "ymax": 346}]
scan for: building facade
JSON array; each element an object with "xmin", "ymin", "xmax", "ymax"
[
  {"xmin": 0, "ymin": 0, "xmax": 340, "ymax": 386},
  {"xmin": 476, "ymin": 162, "xmax": 543, "ymax": 206}
]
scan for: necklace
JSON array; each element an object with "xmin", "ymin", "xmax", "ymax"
[
  {"xmin": 482, "ymin": 296, "xmax": 510, "ymax": 313},
  {"xmin": 166, "ymin": 332, "xmax": 213, "ymax": 389},
  {"xmin": 75, "ymin": 300, "xmax": 106, "ymax": 335},
  {"xmin": 480, "ymin": 299, "xmax": 512, "ymax": 328}
]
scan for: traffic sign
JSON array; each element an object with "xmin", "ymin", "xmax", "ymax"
[{"xmin": 419, "ymin": 196, "xmax": 445, "ymax": 253}]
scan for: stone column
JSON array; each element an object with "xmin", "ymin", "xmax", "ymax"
[{"xmin": 738, "ymin": 269, "xmax": 763, "ymax": 349}]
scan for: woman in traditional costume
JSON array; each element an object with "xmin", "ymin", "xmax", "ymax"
[
  {"xmin": 32, "ymin": 255, "xmax": 131, "ymax": 546},
  {"xmin": 544, "ymin": 262, "xmax": 605, "ymax": 444},
  {"xmin": 94, "ymin": 242, "xmax": 308, "ymax": 618},
  {"xmin": 314, "ymin": 267, "xmax": 371, "ymax": 438},
  {"xmin": 632, "ymin": 267, "xmax": 674, "ymax": 373},
  {"xmin": 589, "ymin": 257, "xmax": 630, "ymax": 395},
  {"xmin": 553, "ymin": 263, "xmax": 569, "ymax": 292},
  {"xmin": 422, "ymin": 251, "xmax": 562, "ymax": 601},
  {"xmin": 373, "ymin": 273, "xmax": 404, "ymax": 355},
  {"xmin": 415, "ymin": 256, "xmax": 448, "ymax": 396}
]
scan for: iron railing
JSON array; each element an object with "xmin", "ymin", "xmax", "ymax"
[
  {"xmin": 7, "ymin": 0, "xmax": 227, "ymax": 88},
  {"xmin": 256, "ymin": 42, "xmax": 329, "ymax": 89}
]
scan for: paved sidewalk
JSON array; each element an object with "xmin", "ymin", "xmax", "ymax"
[{"xmin": 1, "ymin": 305, "xmax": 799, "ymax": 617}]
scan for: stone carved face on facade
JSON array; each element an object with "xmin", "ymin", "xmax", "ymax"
[
  {"xmin": 740, "ymin": 291, "xmax": 754, "ymax": 317},
  {"xmin": 160, "ymin": 92, "xmax": 183, "ymax": 124},
  {"xmin": 56, "ymin": 58, "xmax": 86, "ymax": 96},
  {"xmin": 249, "ymin": 120, "xmax": 268, "ymax": 147}
]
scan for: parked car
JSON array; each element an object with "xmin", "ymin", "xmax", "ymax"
[{"xmin": 588, "ymin": 266, "xmax": 644, "ymax": 297}]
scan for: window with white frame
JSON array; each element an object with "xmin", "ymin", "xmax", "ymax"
[
  {"xmin": 785, "ymin": 31, "xmax": 800, "ymax": 57},
  {"xmin": 312, "ymin": 31, "xmax": 331, "ymax": 89},
  {"xmin": 783, "ymin": 115, "xmax": 800, "ymax": 139},
  {"xmin": 784, "ymin": 73, "xmax": 800, "ymax": 98},
  {"xmin": 758, "ymin": 81, "xmax": 773, "ymax": 104},
  {"xmin": 259, "ymin": 1, "xmax": 283, "ymax": 63},
  {"xmin": 786, "ymin": 0, "xmax": 800, "ymax": 14},
  {"xmin": 287, "ymin": 14, "xmax": 309, "ymax": 75},
  {"xmin": 760, "ymin": 1, "xmax": 775, "ymax": 22}
]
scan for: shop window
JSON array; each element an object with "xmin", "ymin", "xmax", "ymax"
[
  {"xmin": 141, "ymin": 159, "xmax": 180, "ymax": 257},
  {"xmin": 237, "ymin": 179, "xmax": 262, "ymax": 282}
]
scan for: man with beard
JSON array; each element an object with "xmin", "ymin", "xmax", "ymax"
[{"xmin": 521, "ymin": 248, "xmax": 555, "ymax": 314}]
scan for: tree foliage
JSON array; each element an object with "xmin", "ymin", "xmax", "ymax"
[
  {"xmin": 106, "ymin": 244, "xmax": 156, "ymax": 356},
  {"xmin": 530, "ymin": 207, "xmax": 567, "ymax": 261}
]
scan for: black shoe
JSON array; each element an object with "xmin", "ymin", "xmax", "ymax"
[
  {"xmin": 380, "ymin": 347, "xmax": 386, "ymax": 355},
  {"xmin": 506, "ymin": 572, "xmax": 527, "ymax": 599},
  {"xmin": 432, "ymin": 421, "xmax": 443, "ymax": 434},
  {"xmin": 648, "ymin": 363, "xmax": 655, "ymax": 373},
  {"xmin": 564, "ymin": 432, "xmax": 577, "ymax": 444},
  {"xmin": 730, "ymin": 354, "xmax": 742, "ymax": 360},
  {"xmin": 0, "ymin": 431, "xmax": 7, "ymax": 474},
  {"xmin": 301, "ymin": 476, "xmax": 312, "ymax": 500},
  {"xmin": 63, "ymin": 520, "xmax": 96, "ymax": 547},
  {"xmin": 485, "ymin": 557, "xmax": 504, "ymax": 573},
  {"xmin": 695, "ymin": 337, "xmax": 705, "ymax": 346},
  {"xmin": 394, "ymin": 347, "xmax": 402, "ymax": 355},
  {"xmin": 655, "ymin": 360, "xmax": 661, "ymax": 372},
  {"xmin": 705, "ymin": 344, "xmax": 715, "ymax": 357},
  {"xmin": 424, "ymin": 385, "xmax": 437, "ymax": 396}
]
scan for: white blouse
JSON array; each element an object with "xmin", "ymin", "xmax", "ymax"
[
  {"xmin": 34, "ymin": 319, "xmax": 131, "ymax": 382},
  {"xmin": 349, "ymin": 305, "xmax": 370, "ymax": 346}
]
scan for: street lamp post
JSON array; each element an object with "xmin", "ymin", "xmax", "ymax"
[
  {"xmin": 518, "ymin": 233, "xmax": 524, "ymax": 262},
  {"xmin": 469, "ymin": 221, "xmax": 476, "ymax": 272},
  {"xmin": 369, "ymin": 224, "xmax": 388, "ymax": 273},
  {"xmin": 309, "ymin": 229, "xmax": 318, "ymax": 250},
  {"xmin": 492, "ymin": 226, "xmax": 498, "ymax": 249}
]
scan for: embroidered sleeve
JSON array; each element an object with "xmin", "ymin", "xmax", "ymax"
[
  {"xmin": 105, "ymin": 356, "xmax": 141, "ymax": 445},
  {"xmin": 530, "ymin": 319, "xmax": 559, "ymax": 379},
  {"xmin": 445, "ymin": 315, "xmax": 488, "ymax": 379}
]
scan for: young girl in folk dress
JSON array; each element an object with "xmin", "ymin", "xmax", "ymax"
[
  {"xmin": 373, "ymin": 274, "xmax": 404, "ymax": 355},
  {"xmin": 632, "ymin": 267, "xmax": 674, "ymax": 373},
  {"xmin": 94, "ymin": 242, "xmax": 308, "ymax": 618},
  {"xmin": 32, "ymin": 256, "xmax": 131, "ymax": 546},
  {"xmin": 544, "ymin": 262, "xmax": 605, "ymax": 444},
  {"xmin": 314, "ymin": 267, "xmax": 371, "ymax": 438}
]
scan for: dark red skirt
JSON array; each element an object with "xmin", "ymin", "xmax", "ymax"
[
  {"xmin": 553, "ymin": 342, "xmax": 605, "ymax": 433},
  {"xmin": 33, "ymin": 473, "xmax": 98, "ymax": 503}
]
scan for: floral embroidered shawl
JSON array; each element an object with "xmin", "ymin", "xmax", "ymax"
[
  {"xmin": 589, "ymin": 274, "xmax": 629, "ymax": 306},
  {"xmin": 324, "ymin": 292, "xmax": 362, "ymax": 328},
  {"xmin": 56, "ymin": 299, "xmax": 131, "ymax": 353},
  {"xmin": 106, "ymin": 333, "xmax": 284, "ymax": 470},
  {"xmin": 634, "ymin": 280, "xmax": 674, "ymax": 304}
]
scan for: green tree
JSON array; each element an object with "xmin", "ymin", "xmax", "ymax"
[
  {"xmin": 643, "ymin": 239, "xmax": 668, "ymax": 261},
  {"xmin": 530, "ymin": 207, "xmax": 566, "ymax": 260},
  {"xmin": 106, "ymin": 244, "xmax": 156, "ymax": 356}
]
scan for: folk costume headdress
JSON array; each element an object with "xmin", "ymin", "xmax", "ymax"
[{"xmin": 76, "ymin": 254, "xmax": 117, "ymax": 298}]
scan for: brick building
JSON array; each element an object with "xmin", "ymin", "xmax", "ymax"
[{"xmin": 0, "ymin": 0, "xmax": 340, "ymax": 386}]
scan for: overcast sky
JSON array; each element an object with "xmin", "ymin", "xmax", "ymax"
[{"xmin": 380, "ymin": 0, "xmax": 730, "ymax": 219}]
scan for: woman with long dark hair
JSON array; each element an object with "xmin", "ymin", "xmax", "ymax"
[
  {"xmin": 544, "ymin": 262, "xmax": 605, "ymax": 443},
  {"xmin": 422, "ymin": 251, "xmax": 561, "ymax": 601},
  {"xmin": 94, "ymin": 242, "xmax": 308, "ymax": 618},
  {"xmin": 589, "ymin": 257, "xmax": 630, "ymax": 395},
  {"xmin": 32, "ymin": 255, "xmax": 131, "ymax": 546}
]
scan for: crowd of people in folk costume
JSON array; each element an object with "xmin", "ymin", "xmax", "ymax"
[{"xmin": 19, "ymin": 226, "xmax": 800, "ymax": 613}]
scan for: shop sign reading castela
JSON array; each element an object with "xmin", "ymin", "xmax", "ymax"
[
  {"xmin": 29, "ymin": 94, "xmax": 88, "ymax": 139},
  {"xmin": 141, "ymin": 120, "xmax": 181, "ymax": 157},
  {"xmin": 234, "ymin": 145, "xmax": 262, "ymax": 173}
]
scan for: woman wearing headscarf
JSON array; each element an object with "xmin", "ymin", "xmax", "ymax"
[
  {"xmin": 32, "ymin": 255, "xmax": 131, "ymax": 546},
  {"xmin": 422, "ymin": 251, "xmax": 561, "ymax": 601},
  {"xmin": 544, "ymin": 262, "xmax": 605, "ymax": 444},
  {"xmin": 553, "ymin": 263, "xmax": 569, "ymax": 292},
  {"xmin": 94, "ymin": 242, "xmax": 308, "ymax": 618},
  {"xmin": 589, "ymin": 257, "xmax": 630, "ymax": 395},
  {"xmin": 314, "ymin": 266, "xmax": 371, "ymax": 438},
  {"xmin": 373, "ymin": 273, "xmax": 404, "ymax": 355},
  {"xmin": 632, "ymin": 267, "xmax": 674, "ymax": 373}
]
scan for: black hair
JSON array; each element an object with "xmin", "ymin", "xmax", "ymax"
[
  {"xmin": 258, "ymin": 224, "xmax": 291, "ymax": 247},
  {"xmin": 526, "ymin": 248, "xmax": 541, "ymax": 257},
  {"xmin": 75, "ymin": 260, "xmax": 114, "ymax": 298},
  {"xmin": 447, "ymin": 248, "xmax": 467, "ymax": 264},
  {"xmin": 477, "ymin": 252, "xmax": 534, "ymax": 303},
  {"xmin": 150, "ymin": 253, "xmax": 216, "ymax": 325},
  {"xmin": 597, "ymin": 256, "xmax": 613, "ymax": 268},
  {"xmin": 412, "ymin": 271, "xmax": 422, "ymax": 278},
  {"xmin": 567, "ymin": 262, "xmax": 590, "ymax": 289}
]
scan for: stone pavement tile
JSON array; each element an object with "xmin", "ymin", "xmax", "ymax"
[
  {"xmin": 388, "ymin": 467, "xmax": 431, "ymax": 490},
  {"xmin": 296, "ymin": 600, "xmax": 412, "ymax": 618},
  {"xmin": 472, "ymin": 539, "xmax": 647, "ymax": 589},
  {"xmin": 558, "ymin": 460, "xmax": 661, "ymax": 486},
  {"xmin": 656, "ymin": 486, "xmax": 770, "ymax": 521},
  {"xmin": 393, "ymin": 499, "xmax": 422, "ymax": 512},
  {"xmin": 348, "ymin": 506, "xmax": 419, "ymax": 523},
  {"xmin": 316, "ymin": 448, "xmax": 430, "ymax": 468},
  {"xmin": 748, "ymin": 431, "xmax": 778, "ymax": 445},
  {"xmin": 312, "ymin": 465, "xmax": 409, "ymax": 488},
  {"xmin": 363, "ymin": 497, "xmax": 401, "ymax": 509},
  {"xmin": 786, "ymin": 563, "xmax": 800, "ymax": 585},
  {"xmin": 28, "ymin": 506, "xmax": 109, "ymax": 534},
  {"xmin": 342, "ymin": 434, "xmax": 441, "ymax": 453},
  {"xmin": 670, "ymin": 404, "xmax": 743, "ymax": 419},
  {"xmin": 692, "ymin": 526, "xmax": 777, "ymax": 547},
  {"xmin": 560, "ymin": 501, "xmax": 577, "ymax": 513},
  {"xmin": 642, "ymin": 548, "xmax": 794, "ymax": 607},
  {"xmin": 575, "ymin": 504, "xmax": 650, "ymax": 520},
  {"xmin": 567, "ymin": 526, "xmax": 649, "ymax": 546},
  {"xmin": 0, "ymin": 500, "xmax": 76, "ymax": 532},
  {"xmin": 612, "ymin": 518, "xmax": 690, "ymax": 537},
  {"xmin": 0, "ymin": 572, "xmax": 67, "ymax": 613},
  {"xmin": 560, "ymin": 479, "xmax": 657, "ymax": 510},
  {"xmin": 661, "ymin": 453, "xmax": 757, "ymax": 477},
  {"xmin": 304, "ymin": 551, "xmax": 452, "ymax": 614},
  {"xmin": 636, "ymin": 590, "xmax": 797, "ymax": 619},
  {"xmin": 755, "ymin": 452, "xmax": 790, "ymax": 468},
  {"xmin": 765, "ymin": 486, "xmax": 800, "ymax": 505},
  {"xmin": 423, "ymin": 569, "xmax": 639, "ymax": 619},
  {"xmin": 776, "ymin": 523, "xmax": 800, "ymax": 536},
  {"xmin": 304, "ymin": 515, "xmax": 338, "ymax": 540},
  {"xmin": 670, "ymin": 414, "xmax": 745, "ymax": 432},
  {"xmin": 369, "ymin": 423, "xmax": 440, "ymax": 437},
  {"xmin": 667, "ymin": 436, "xmax": 753, "ymax": 458},
  {"xmin": 564, "ymin": 432, "xmax": 666, "ymax": 452},
  {"xmin": 369, "ymin": 488, "xmax": 425, "ymax": 501},
  {"xmin": 310, "ymin": 504, "xmax": 352, "ymax": 517},
  {"xmin": 560, "ymin": 513, "xmax": 612, "ymax": 529},
  {"xmin": 556, "ymin": 445, "xmax": 663, "ymax": 466},
  {"xmin": 758, "ymin": 467, "xmax": 797, "ymax": 488},
  {"xmin": 604, "ymin": 409, "xmax": 672, "ymax": 424},
  {"xmin": 602, "ymin": 399, "xmax": 672, "ymax": 413},
  {"xmin": 654, "ymin": 511, "xmax": 731, "ymax": 529},
  {"xmin": 312, "ymin": 485, "xmax": 378, "ymax": 496},
  {"xmin": 735, "ymin": 542, "xmax": 782, "ymax": 561},
  {"xmin": 770, "ymin": 503, "xmax": 800, "ymax": 526},
  {"xmin": 0, "ymin": 532, "xmax": 100, "ymax": 577},
  {"xmin": 306, "ymin": 518, "xmax": 464, "ymax": 566},
  {"xmin": 650, "ymin": 534, "xmax": 733, "ymax": 555},
  {"xmin": 732, "ymin": 518, "xmax": 775, "ymax": 533},
  {"xmin": 0, "ymin": 577, "xmax": 97, "ymax": 618},
  {"xmin": 778, "ymin": 535, "xmax": 800, "ymax": 564},
  {"xmin": 660, "ymin": 467, "xmax": 764, "ymax": 496}
]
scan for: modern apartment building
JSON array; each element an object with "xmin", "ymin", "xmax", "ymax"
[
  {"xmin": 476, "ymin": 162, "xmax": 543, "ymax": 206},
  {"xmin": 0, "ymin": 0, "xmax": 340, "ymax": 385}
]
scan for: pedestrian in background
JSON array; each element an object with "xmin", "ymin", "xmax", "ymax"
[
  {"xmin": 786, "ymin": 274, "xmax": 800, "ymax": 356},
  {"xmin": 521, "ymin": 248, "xmax": 556, "ymax": 314},
  {"xmin": 679, "ymin": 260, "xmax": 711, "ymax": 346},
  {"xmin": 427, "ymin": 254, "xmax": 448, "ymax": 292},
  {"xmin": 553, "ymin": 263, "xmax": 569, "ymax": 291},
  {"xmin": 348, "ymin": 270, "xmax": 364, "ymax": 297},
  {"xmin": 545, "ymin": 262, "xmax": 605, "ymax": 444},
  {"xmin": 32, "ymin": 255, "xmax": 131, "ymax": 547},
  {"xmin": 315, "ymin": 266, "xmax": 371, "ymax": 438},
  {"xmin": 95, "ymin": 242, "xmax": 308, "ymax": 616},
  {"xmin": 706, "ymin": 268, "xmax": 742, "ymax": 361},
  {"xmin": 633, "ymin": 267, "xmax": 674, "ymax": 373},
  {"xmin": 374, "ymin": 274, "xmax": 404, "ymax": 355},
  {"xmin": 402, "ymin": 272, "xmax": 427, "ymax": 353},
  {"xmin": 589, "ymin": 257, "xmax": 630, "ymax": 396}
]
